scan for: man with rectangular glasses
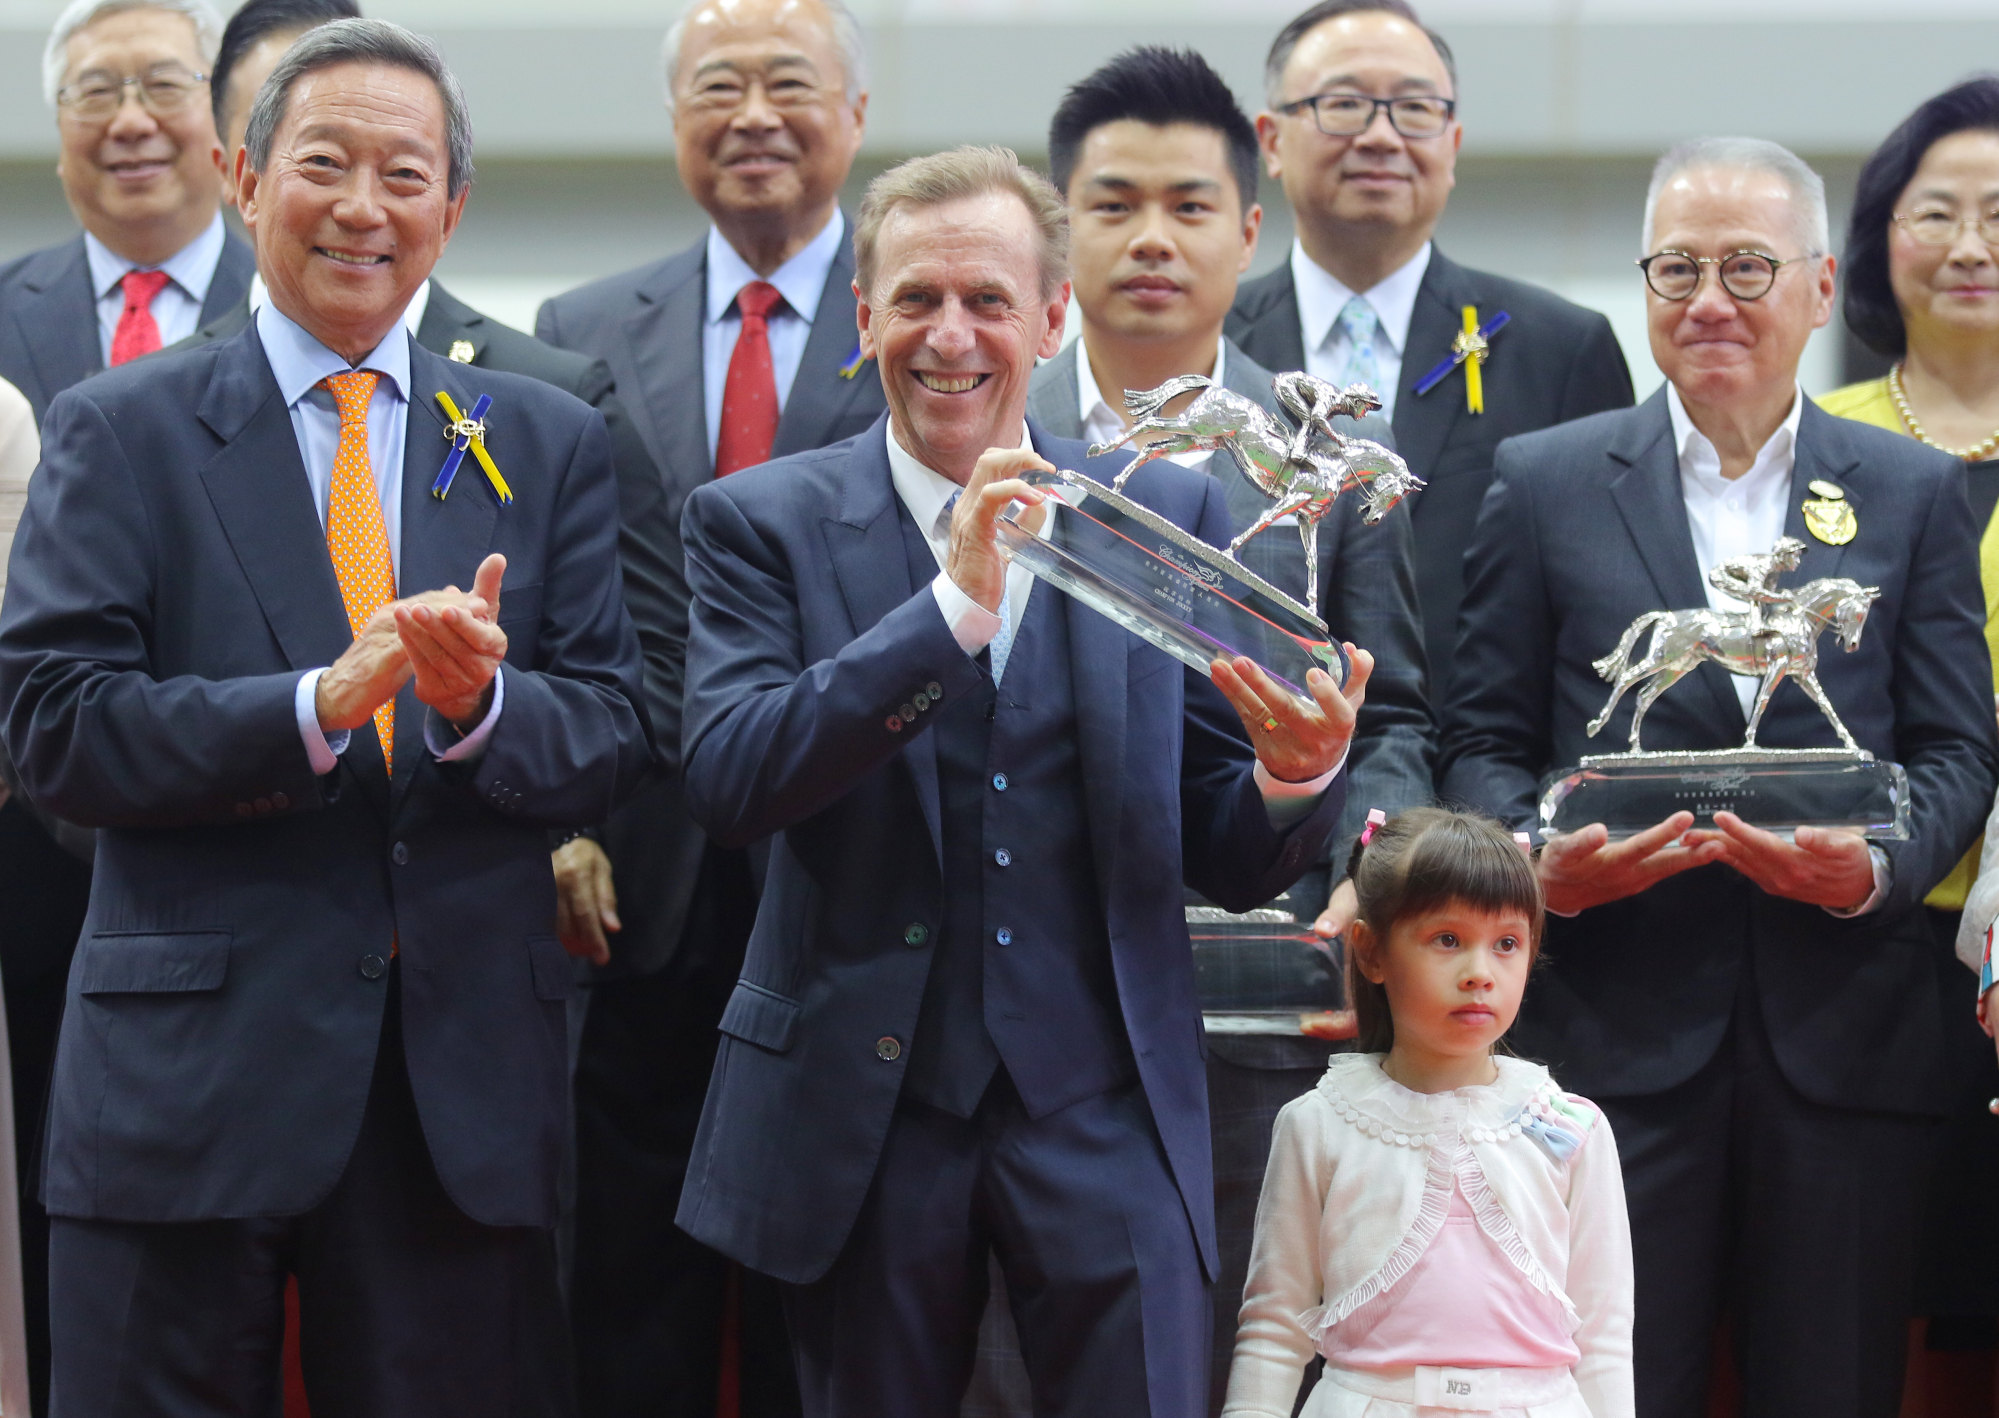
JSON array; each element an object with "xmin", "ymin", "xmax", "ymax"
[
  {"xmin": 1439, "ymin": 136, "xmax": 1999, "ymax": 1418},
  {"xmin": 1229, "ymin": 0, "xmax": 1634, "ymax": 712}
]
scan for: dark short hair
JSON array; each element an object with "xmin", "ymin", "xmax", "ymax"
[
  {"xmin": 1843, "ymin": 75, "xmax": 1999, "ymax": 360},
  {"xmin": 244, "ymin": 16, "xmax": 473, "ymax": 199},
  {"xmin": 1344, "ymin": 807, "xmax": 1543, "ymax": 1053},
  {"xmin": 212, "ymin": 0, "xmax": 360, "ymax": 133},
  {"xmin": 1263, "ymin": 0, "xmax": 1457, "ymax": 108},
  {"xmin": 1047, "ymin": 46, "xmax": 1260, "ymax": 212}
]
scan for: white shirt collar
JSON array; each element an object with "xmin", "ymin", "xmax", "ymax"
[
  {"xmin": 84, "ymin": 211, "xmax": 228, "ymax": 305},
  {"xmin": 1075, "ymin": 335, "xmax": 1226, "ymax": 433},
  {"xmin": 1291, "ymin": 238, "xmax": 1432, "ymax": 358},
  {"xmin": 248, "ymin": 273, "xmax": 430, "ymax": 335},
  {"xmin": 1666, "ymin": 381, "xmax": 1804, "ymax": 492},
  {"xmin": 254, "ymin": 297, "xmax": 412, "ymax": 411},
  {"xmin": 705, "ymin": 210, "xmax": 844, "ymax": 328},
  {"xmin": 885, "ymin": 419, "xmax": 1035, "ymax": 548}
]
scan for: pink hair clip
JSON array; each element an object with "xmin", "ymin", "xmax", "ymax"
[
  {"xmin": 1359, "ymin": 808, "xmax": 1388, "ymax": 846},
  {"xmin": 1513, "ymin": 831, "xmax": 1533, "ymax": 855}
]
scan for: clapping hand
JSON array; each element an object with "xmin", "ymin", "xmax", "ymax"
[{"xmin": 397, "ymin": 553, "xmax": 510, "ymax": 730}]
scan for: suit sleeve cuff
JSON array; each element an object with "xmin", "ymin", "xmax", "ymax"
[
  {"xmin": 1255, "ymin": 747, "xmax": 1347, "ymax": 829},
  {"xmin": 1824, "ymin": 844, "xmax": 1892, "ymax": 919},
  {"xmin": 425, "ymin": 670, "xmax": 505, "ymax": 763},
  {"xmin": 931, "ymin": 570, "xmax": 1003, "ymax": 656},
  {"xmin": 296, "ymin": 669, "xmax": 350, "ymax": 775}
]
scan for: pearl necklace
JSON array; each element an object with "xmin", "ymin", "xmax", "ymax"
[{"xmin": 1887, "ymin": 363, "xmax": 1999, "ymax": 463}]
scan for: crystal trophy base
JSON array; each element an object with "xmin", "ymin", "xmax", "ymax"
[
  {"xmin": 1187, "ymin": 906, "xmax": 1354, "ymax": 1040},
  {"xmin": 1538, "ymin": 748, "xmax": 1910, "ymax": 841},
  {"xmin": 997, "ymin": 468, "xmax": 1348, "ymax": 701}
]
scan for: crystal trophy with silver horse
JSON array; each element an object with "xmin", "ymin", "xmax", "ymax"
[
  {"xmin": 1538, "ymin": 535, "xmax": 1909, "ymax": 840},
  {"xmin": 996, "ymin": 370, "xmax": 1422, "ymax": 697}
]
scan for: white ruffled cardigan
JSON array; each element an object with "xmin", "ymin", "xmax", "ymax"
[{"xmin": 1223, "ymin": 1054, "xmax": 1635, "ymax": 1418}]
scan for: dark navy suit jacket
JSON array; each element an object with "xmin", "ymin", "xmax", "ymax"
[
  {"xmin": 0, "ymin": 323, "xmax": 650, "ymax": 1226},
  {"xmin": 671, "ymin": 416, "xmax": 1345, "ymax": 1284},
  {"xmin": 1439, "ymin": 391, "xmax": 1999, "ymax": 1115}
]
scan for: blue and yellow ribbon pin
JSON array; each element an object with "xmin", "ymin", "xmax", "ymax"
[
  {"xmin": 838, "ymin": 340, "xmax": 870, "ymax": 379},
  {"xmin": 432, "ymin": 391, "xmax": 512, "ymax": 505},
  {"xmin": 1413, "ymin": 306, "xmax": 1511, "ymax": 414}
]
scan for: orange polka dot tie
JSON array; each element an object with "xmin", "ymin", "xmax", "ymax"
[{"xmin": 320, "ymin": 371, "xmax": 396, "ymax": 771}]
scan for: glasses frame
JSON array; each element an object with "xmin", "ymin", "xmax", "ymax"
[
  {"xmin": 56, "ymin": 65, "xmax": 208, "ymax": 121},
  {"xmin": 1892, "ymin": 209, "xmax": 1999, "ymax": 248},
  {"xmin": 1636, "ymin": 248, "xmax": 1809, "ymax": 302},
  {"xmin": 1275, "ymin": 91, "xmax": 1457, "ymax": 140}
]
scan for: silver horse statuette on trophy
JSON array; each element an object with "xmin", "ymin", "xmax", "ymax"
[
  {"xmin": 996, "ymin": 370, "xmax": 1423, "ymax": 699},
  {"xmin": 1539, "ymin": 535, "xmax": 1910, "ymax": 840}
]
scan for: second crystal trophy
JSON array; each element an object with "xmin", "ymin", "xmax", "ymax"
[{"xmin": 994, "ymin": 370, "xmax": 1422, "ymax": 701}]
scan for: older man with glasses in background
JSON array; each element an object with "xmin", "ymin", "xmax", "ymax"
[{"xmin": 1439, "ymin": 136, "xmax": 1999, "ymax": 1418}]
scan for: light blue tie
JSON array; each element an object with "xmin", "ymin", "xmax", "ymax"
[
  {"xmin": 1335, "ymin": 295, "xmax": 1384, "ymax": 394},
  {"xmin": 938, "ymin": 490, "xmax": 1016, "ymax": 685}
]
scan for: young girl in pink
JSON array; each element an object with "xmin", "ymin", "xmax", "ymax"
[{"xmin": 1225, "ymin": 808, "xmax": 1633, "ymax": 1418}]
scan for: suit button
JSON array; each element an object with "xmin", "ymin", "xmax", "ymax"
[
  {"xmin": 927, "ymin": 682, "xmax": 943, "ymax": 700},
  {"xmin": 995, "ymin": 927, "xmax": 1013, "ymax": 946},
  {"xmin": 885, "ymin": 715, "xmax": 903, "ymax": 733},
  {"xmin": 991, "ymin": 773, "xmax": 1008, "ymax": 791},
  {"xmin": 875, "ymin": 1036, "xmax": 902, "ymax": 1061},
  {"xmin": 235, "ymin": 802, "xmax": 253, "ymax": 818},
  {"xmin": 254, "ymin": 797, "xmax": 273, "ymax": 815},
  {"xmin": 358, "ymin": 954, "xmax": 387, "ymax": 981},
  {"xmin": 899, "ymin": 703, "xmax": 916, "ymax": 721},
  {"xmin": 994, "ymin": 849, "xmax": 1011, "ymax": 867},
  {"xmin": 903, "ymin": 922, "xmax": 929, "ymax": 946},
  {"xmin": 912, "ymin": 691, "xmax": 929, "ymax": 711},
  {"xmin": 271, "ymin": 792, "xmax": 289, "ymax": 811},
  {"xmin": 391, "ymin": 841, "xmax": 409, "ymax": 866}
]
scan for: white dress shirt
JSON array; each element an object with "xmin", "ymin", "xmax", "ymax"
[
  {"xmin": 84, "ymin": 212, "xmax": 227, "ymax": 364},
  {"xmin": 255, "ymin": 300, "xmax": 501, "ymax": 773},
  {"xmin": 1291, "ymin": 240, "xmax": 1431, "ymax": 423},
  {"xmin": 249, "ymin": 271, "xmax": 432, "ymax": 336},
  {"xmin": 883, "ymin": 422, "xmax": 1339, "ymax": 812},
  {"xmin": 1664, "ymin": 381, "xmax": 1886, "ymax": 916},
  {"xmin": 703, "ymin": 211, "xmax": 846, "ymax": 463},
  {"xmin": 1076, "ymin": 336, "xmax": 1226, "ymax": 470}
]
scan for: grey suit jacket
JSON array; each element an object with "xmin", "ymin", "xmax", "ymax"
[{"xmin": 0, "ymin": 231, "xmax": 256, "ymax": 426}]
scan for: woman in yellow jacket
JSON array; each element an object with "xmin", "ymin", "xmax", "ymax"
[{"xmin": 1820, "ymin": 74, "xmax": 1999, "ymax": 1405}]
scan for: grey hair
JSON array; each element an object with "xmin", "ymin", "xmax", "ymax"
[
  {"xmin": 854, "ymin": 145, "xmax": 1070, "ymax": 301},
  {"xmin": 659, "ymin": 0, "xmax": 868, "ymax": 115},
  {"xmin": 44, "ymin": 0, "xmax": 224, "ymax": 107},
  {"xmin": 1642, "ymin": 136, "xmax": 1830, "ymax": 255},
  {"xmin": 244, "ymin": 18, "xmax": 475, "ymax": 200}
]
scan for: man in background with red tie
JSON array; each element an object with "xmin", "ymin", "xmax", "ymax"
[
  {"xmin": 0, "ymin": 19, "xmax": 648, "ymax": 1414},
  {"xmin": 0, "ymin": 5, "xmax": 254, "ymax": 1408},
  {"xmin": 534, "ymin": 0, "xmax": 883, "ymax": 1411}
]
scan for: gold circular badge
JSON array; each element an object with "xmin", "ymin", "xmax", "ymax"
[{"xmin": 1803, "ymin": 498, "xmax": 1857, "ymax": 545}]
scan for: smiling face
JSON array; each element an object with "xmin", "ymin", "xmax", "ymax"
[
  {"xmin": 1645, "ymin": 165, "xmax": 1834, "ymax": 414},
  {"xmin": 1354, "ymin": 899, "xmax": 1532, "ymax": 1073},
  {"xmin": 670, "ymin": 0, "xmax": 865, "ymax": 245},
  {"xmin": 856, "ymin": 190, "xmax": 1069, "ymax": 484},
  {"xmin": 1066, "ymin": 119, "xmax": 1259, "ymax": 355},
  {"xmin": 1259, "ymin": 10, "xmax": 1459, "ymax": 257},
  {"xmin": 1888, "ymin": 128, "xmax": 1999, "ymax": 355},
  {"xmin": 56, "ymin": 5, "xmax": 224, "ymax": 267},
  {"xmin": 238, "ymin": 61, "xmax": 465, "ymax": 363}
]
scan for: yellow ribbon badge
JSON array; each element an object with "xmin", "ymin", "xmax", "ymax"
[
  {"xmin": 433, "ymin": 391, "xmax": 513, "ymax": 505},
  {"xmin": 1452, "ymin": 306, "xmax": 1489, "ymax": 415}
]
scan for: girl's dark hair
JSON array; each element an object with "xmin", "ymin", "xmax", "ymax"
[
  {"xmin": 1844, "ymin": 75, "xmax": 1999, "ymax": 359},
  {"xmin": 1342, "ymin": 807, "xmax": 1544, "ymax": 1052}
]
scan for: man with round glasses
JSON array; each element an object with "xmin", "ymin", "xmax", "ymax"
[
  {"xmin": 1230, "ymin": 0, "xmax": 1634, "ymax": 720},
  {"xmin": 1440, "ymin": 136, "xmax": 1999, "ymax": 1417}
]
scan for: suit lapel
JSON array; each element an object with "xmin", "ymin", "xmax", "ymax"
[
  {"xmin": 1026, "ymin": 342, "xmax": 1085, "ymax": 442},
  {"xmin": 1606, "ymin": 393, "xmax": 1744, "ymax": 731},
  {"xmin": 1230, "ymin": 267, "xmax": 1307, "ymax": 372},
  {"xmin": 624, "ymin": 245, "xmax": 711, "ymax": 488},
  {"xmin": 1394, "ymin": 251, "xmax": 1470, "ymax": 493},
  {"xmin": 774, "ymin": 237, "xmax": 869, "ymax": 457},
  {"xmin": 823, "ymin": 426, "xmax": 943, "ymax": 862},
  {"xmin": 14, "ymin": 240, "xmax": 102, "ymax": 405},
  {"xmin": 200, "ymin": 235, "xmax": 257, "ymax": 325},
  {"xmin": 1059, "ymin": 506, "xmax": 1130, "ymax": 916},
  {"xmin": 1783, "ymin": 401, "xmax": 1859, "ymax": 584},
  {"xmin": 414, "ymin": 282, "xmax": 480, "ymax": 362}
]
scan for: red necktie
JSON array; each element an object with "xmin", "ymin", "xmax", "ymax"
[
  {"xmin": 109, "ymin": 269, "xmax": 172, "ymax": 366},
  {"xmin": 714, "ymin": 281, "xmax": 784, "ymax": 477}
]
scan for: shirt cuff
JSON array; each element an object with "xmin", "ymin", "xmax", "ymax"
[
  {"xmin": 1824, "ymin": 843, "xmax": 1892, "ymax": 919},
  {"xmin": 1255, "ymin": 746, "xmax": 1348, "ymax": 828},
  {"xmin": 424, "ymin": 669, "xmax": 505, "ymax": 763},
  {"xmin": 931, "ymin": 570, "xmax": 1003, "ymax": 656},
  {"xmin": 295, "ymin": 669, "xmax": 350, "ymax": 775}
]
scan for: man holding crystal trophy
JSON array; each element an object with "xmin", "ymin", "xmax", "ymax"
[{"xmin": 1439, "ymin": 137, "xmax": 1999, "ymax": 1415}]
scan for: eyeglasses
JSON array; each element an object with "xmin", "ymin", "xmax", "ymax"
[
  {"xmin": 1636, "ymin": 249, "xmax": 1810, "ymax": 302},
  {"xmin": 1893, "ymin": 207, "xmax": 1999, "ymax": 248},
  {"xmin": 1275, "ymin": 92, "xmax": 1456, "ymax": 140},
  {"xmin": 57, "ymin": 64, "xmax": 207, "ymax": 121}
]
